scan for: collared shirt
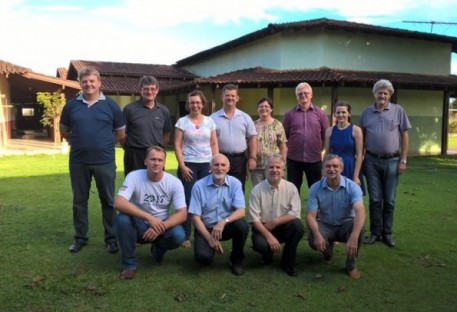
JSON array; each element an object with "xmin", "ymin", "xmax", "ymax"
[
  {"xmin": 210, "ymin": 108, "xmax": 257, "ymax": 154},
  {"xmin": 307, "ymin": 176, "xmax": 363, "ymax": 226},
  {"xmin": 359, "ymin": 102, "xmax": 411, "ymax": 154},
  {"xmin": 248, "ymin": 178, "xmax": 301, "ymax": 223},
  {"xmin": 188, "ymin": 174, "xmax": 245, "ymax": 228},
  {"xmin": 60, "ymin": 92, "xmax": 125, "ymax": 165},
  {"xmin": 123, "ymin": 100, "xmax": 172, "ymax": 148},
  {"xmin": 283, "ymin": 103, "xmax": 329, "ymax": 162}
]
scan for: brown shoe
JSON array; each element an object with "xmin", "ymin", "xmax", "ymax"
[
  {"xmin": 347, "ymin": 269, "xmax": 361, "ymax": 280},
  {"xmin": 120, "ymin": 268, "xmax": 136, "ymax": 280}
]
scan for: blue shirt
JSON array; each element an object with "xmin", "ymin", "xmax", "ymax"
[
  {"xmin": 60, "ymin": 93, "xmax": 125, "ymax": 164},
  {"xmin": 307, "ymin": 176, "xmax": 363, "ymax": 225},
  {"xmin": 210, "ymin": 108, "xmax": 257, "ymax": 154},
  {"xmin": 188, "ymin": 174, "xmax": 245, "ymax": 227}
]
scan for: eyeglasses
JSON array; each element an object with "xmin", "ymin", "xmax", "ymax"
[
  {"xmin": 296, "ymin": 92, "xmax": 311, "ymax": 96},
  {"xmin": 142, "ymin": 87, "xmax": 158, "ymax": 93}
]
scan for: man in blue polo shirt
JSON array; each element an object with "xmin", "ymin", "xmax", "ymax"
[
  {"xmin": 306, "ymin": 154, "xmax": 366, "ymax": 279},
  {"xmin": 60, "ymin": 67, "xmax": 125, "ymax": 254}
]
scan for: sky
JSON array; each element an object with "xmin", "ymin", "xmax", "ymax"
[{"xmin": 1, "ymin": 0, "xmax": 457, "ymax": 76}]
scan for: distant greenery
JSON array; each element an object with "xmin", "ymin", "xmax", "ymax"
[
  {"xmin": 449, "ymin": 135, "xmax": 457, "ymax": 148},
  {"xmin": 449, "ymin": 120, "xmax": 457, "ymax": 134},
  {"xmin": 1, "ymin": 149, "xmax": 457, "ymax": 311}
]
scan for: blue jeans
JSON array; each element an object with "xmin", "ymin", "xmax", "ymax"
[
  {"xmin": 69, "ymin": 161, "xmax": 117, "ymax": 244},
  {"xmin": 116, "ymin": 213, "xmax": 185, "ymax": 270},
  {"xmin": 177, "ymin": 162, "xmax": 210, "ymax": 240},
  {"xmin": 363, "ymin": 154, "xmax": 400, "ymax": 236}
]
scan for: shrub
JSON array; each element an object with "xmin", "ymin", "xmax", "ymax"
[{"xmin": 449, "ymin": 119, "xmax": 457, "ymax": 134}]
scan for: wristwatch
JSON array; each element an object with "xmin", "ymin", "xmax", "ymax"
[
  {"xmin": 224, "ymin": 218, "xmax": 230, "ymax": 223},
  {"xmin": 400, "ymin": 159, "xmax": 407, "ymax": 164}
]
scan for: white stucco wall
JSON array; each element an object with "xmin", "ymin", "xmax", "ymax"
[{"xmin": 183, "ymin": 30, "xmax": 452, "ymax": 77}]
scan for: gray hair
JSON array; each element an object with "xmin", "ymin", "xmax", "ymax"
[
  {"xmin": 210, "ymin": 153, "xmax": 230, "ymax": 166},
  {"xmin": 78, "ymin": 67, "xmax": 100, "ymax": 82},
  {"xmin": 266, "ymin": 153, "xmax": 285, "ymax": 167},
  {"xmin": 372, "ymin": 79, "xmax": 394, "ymax": 95},
  {"xmin": 323, "ymin": 154, "xmax": 344, "ymax": 168},
  {"xmin": 295, "ymin": 82, "xmax": 312, "ymax": 95}
]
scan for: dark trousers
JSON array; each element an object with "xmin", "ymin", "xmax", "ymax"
[
  {"xmin": 223, "ymin": 153, "xmax": 247, "ymax": 192},
  {"xmin": 252, "ymin": 219, "xmax": 304, "ymax": 268},
  {"xmin": 286, "ymin": 158, "xmax": 322, "ymax": 192},
  {"xmin": 177, "ymin": 162, "xmax": 211, "ymax": 240},
  {"xmin": 123, "ymin": 146, "xmax": 147, "ymax": 177},
  {"xmin": 308, "ymin": 220, "xmax": 364, "ymax": 271},
  {"xmin": 69, "ymin": 161, "xmax": 117, "ymax": 244},
  {"xmin": 194, "ymin": 219, "xmax": 249, "ymax": 265}
]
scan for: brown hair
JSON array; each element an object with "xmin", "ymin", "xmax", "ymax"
[
  {"xmin": 186, "ymin": 90, "xmax": 207, "ymax": 111},
  {"xmin": 257, "ymin": 97, "xmax": 273, "ymax": 110}
]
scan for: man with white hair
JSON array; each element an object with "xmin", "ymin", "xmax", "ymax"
[
  {"xmin": 189, "ymin": 154, "xmax": 249, "ymax": 276},
  {"xmin": 360, "ymin": 79, "xmax": 411, "ymax": 247}
]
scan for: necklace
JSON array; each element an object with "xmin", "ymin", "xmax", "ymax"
[{"xmin": 189, "ymin": 115, "xmax": 203, "ymax": 129}]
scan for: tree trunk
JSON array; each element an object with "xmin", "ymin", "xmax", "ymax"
[{"xmin": 53, "ymin": 116, "xmax": 61, "ymax": 145}]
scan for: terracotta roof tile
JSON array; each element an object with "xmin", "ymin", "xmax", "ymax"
[
  {"xmin": 64, "ymin": 60, "xmax": 197, "ymax": 94},
  {"xmin": 177, "ymin": 18, "xmax": 457, "ymax": 65},
  {"xmin": 56, "ymin": 67, "xmax": 68, "ymax": 79},
  {"xmin": 195, "ymin": 66, "xmax": 457, "ymax": 89},
  {"xmin": 67, "ymin": 60, "xmax": 196, "ymax": 80},
  {"xmin": 100, "ymin": 77, "xmax": 195, "ymax": 94},
  {"xmin": 0, "ymin": 60, "xmax": 31, "ymax": 74}
]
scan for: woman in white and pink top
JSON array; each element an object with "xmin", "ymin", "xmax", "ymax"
[{"xmin": 174, "ymin": 90, "xmax": 219, "ymax": 248}]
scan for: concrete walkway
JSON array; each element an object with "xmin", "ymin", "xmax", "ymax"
[
  {"xmin": 1, "ymin": 133, "xmax": 456, "ymax": 157},
  {"xmin": 0, "ymin": 138, "xmax": 68, "ymax": 156}
]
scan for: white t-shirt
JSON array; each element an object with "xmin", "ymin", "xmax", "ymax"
[{"xmin": 118, "ymin": 170, "xmax": 186, "ymax": 220}]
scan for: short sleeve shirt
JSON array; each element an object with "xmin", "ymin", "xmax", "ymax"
[
  {"xmin": 123, "ymin": 100, "xmax": 172, "ymax": 148},
  {"xmin": 359, "ymin": 102, "xmax": 411, "ymax": 154},
  {"xmin": 188, "ymin": 174, "xmax": 245, "ymax": 228},
  {"xmin": 248, "ymin": 179, "xmax": 301, "ymax": 223},
  {"xmin": 175, "ymin": 115, "xmax": 216, "ymax": 163},
  {"xmin": 117, "ymin": 170, "xmax": 186, "ymax": 221},
  {"xmin": 254, "ymin": 119, "xmax": 287, "ymax": 169},
  {"xmin": 307, "ymin": 176, "xmax": 363, "ymax": 226},
  {"xmin": 60, "ymin": 93, "xmax": 125, "ymax": 164},
  {"xmin": 283, "ymin": 104, "xmax": 329, "ymax": 162},
  {"xmin": 210, "ymin": 108, "xmax": 257, "ymax": 154}
]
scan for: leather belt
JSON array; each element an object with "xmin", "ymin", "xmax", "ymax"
[{"xmin": 366, "ymin": 150, "xmax": 400, "ymax": 159}]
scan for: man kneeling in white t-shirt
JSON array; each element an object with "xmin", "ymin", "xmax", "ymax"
[{"xmin": 115, "ymin": 146, "xmax": 187, "ymax": 280}]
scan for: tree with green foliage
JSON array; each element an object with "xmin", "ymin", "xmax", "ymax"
[{"xmin": 36, "ymin": 90, "xmax": 64, "ymax": 144}]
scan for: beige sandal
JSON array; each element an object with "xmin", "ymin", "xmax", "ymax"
[{"xmin": 181, "ymin": 240, "xmax": 191, "ymax": 248}]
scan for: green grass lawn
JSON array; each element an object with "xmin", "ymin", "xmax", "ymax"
[
  {"xmin": 449, "ymin": 135, "xmax": 457, "ymax": 148},
  {"xmin": 1, "ymin": 149, "xmax": 457, "ymax": 311}
]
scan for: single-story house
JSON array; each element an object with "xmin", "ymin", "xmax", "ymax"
[{"xmin": 4, "ymin": 18, "xmax": 457, "ymax": 155}]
